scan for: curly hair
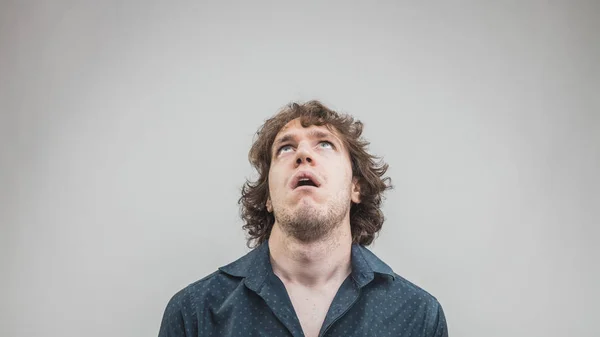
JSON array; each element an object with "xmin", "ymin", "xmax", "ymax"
[{"xmin": 239, "ymin": 100, "xmax": 392, "ymax": 248}]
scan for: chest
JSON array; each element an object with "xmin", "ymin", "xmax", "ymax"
[
  {"xmin": 203, "ymin": 278, "xmax": 430, "ymax": 337},
  {"xmin": 285, "ymin": 285, "xmax": 338, "ymax": 337}
]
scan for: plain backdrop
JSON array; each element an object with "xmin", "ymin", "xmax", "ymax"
[{"xmin": 1, "ymin": 1, "xmax": 598, "ymax": 336}]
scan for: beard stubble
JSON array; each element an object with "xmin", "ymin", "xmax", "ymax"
[{"xmin": 274, "ymin": 188, "xmax": 351, "ymax": 243}]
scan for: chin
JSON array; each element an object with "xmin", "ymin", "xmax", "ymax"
[{"xmin": 293, "ymin": 201, "xmax": 322, "ymax": 215}]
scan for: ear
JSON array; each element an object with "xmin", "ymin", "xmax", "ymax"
[
  {"xmin": 266, "ymin": 198, "xmax": 273, "ymax": 212},
  {"xmin": 351, "ymin": 177, "xmax": 361, "ymax": 204}
]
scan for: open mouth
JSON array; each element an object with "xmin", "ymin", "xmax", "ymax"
[
  {"xmin": 291, "ymin": 172, "xmax": 321, "ymax": 189},
  {"xmin": 296, "ymin": 177, "xmax": 318, "ymax": 188}
]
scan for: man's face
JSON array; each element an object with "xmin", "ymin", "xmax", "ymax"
[{"xmin": 266, "ymin": 118, "xmax": 361, "ymax": 242}]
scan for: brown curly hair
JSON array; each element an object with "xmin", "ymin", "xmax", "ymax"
[{"xmin": 239, "ymin": 100, "xmax": 392, "ymax": 248}]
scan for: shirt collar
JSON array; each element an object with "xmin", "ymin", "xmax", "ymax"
[
  {"xmin": 219, "ymin": 241, "xmax": 395, "ymax": 291},
  {"xmin": 349, "ymin": 243, "xmax": 396, "ymax": 287}
]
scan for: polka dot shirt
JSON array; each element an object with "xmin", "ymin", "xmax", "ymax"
[{"xmin": 158, "ymin": 242, "xmax": 448, "ymax": 336}]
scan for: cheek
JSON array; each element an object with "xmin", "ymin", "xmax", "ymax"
[
  {"xmin": 333, "ymin": 158, "xmax": 353, "ymax": 180},
  {"xmin": 268, "ymin": 168, "xmax": 284, "ymax": 194},
  {"xmin": 268, "ymin": 174, "xmax": 276, "ymax": 193}
]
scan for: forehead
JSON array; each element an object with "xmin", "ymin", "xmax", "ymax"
[{"xmin": 273, "ymin": 118, "xmax": 342, "ymax": 143}]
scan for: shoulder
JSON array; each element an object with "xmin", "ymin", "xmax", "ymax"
[
  {"xmin": 162, "ymin": 245, "xmax": 264, "ymax": 315},
  {"xmin": 366, "ymin": 271, "xmax": 442, "ymax": 309},
  {"xmin": 390, "ymin": 273, "xmax": 439, "ymax": 303},
  {"xmin": 383, "ymin": 273, "xmax": 448, "ymax": 336},
  {"xmin": 158, "ymin": 270, "xmax": 245, "ymax": 336},
  {"xmin": 163, "ymin": 270, "xmax": 243, "ymax": 314}
]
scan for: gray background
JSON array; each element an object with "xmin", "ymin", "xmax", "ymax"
[{"xmin": 1, "ymin": 1, "xmax": 598, "ymax": 336}]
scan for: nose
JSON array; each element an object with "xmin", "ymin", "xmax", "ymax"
[{"xmin": 295, "ymin": 143, "xmax": 314, "ymax": 166}]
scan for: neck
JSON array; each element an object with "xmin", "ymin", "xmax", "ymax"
[{"xmin": 268, "ymin": 219, "xmax": 353, "ymax": 288}]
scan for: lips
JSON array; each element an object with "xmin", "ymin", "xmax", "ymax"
[{"xmin": 290, "ymin": 171, "xmax": 321, "ymax": 189}]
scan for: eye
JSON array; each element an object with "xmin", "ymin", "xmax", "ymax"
[
  {"xmin": 319, "ymin": 141, "xmax": 334, "ymax": 149},
  {"xmin": 278, "ymin": 145, "xmax": 293, "ymax": 154}
]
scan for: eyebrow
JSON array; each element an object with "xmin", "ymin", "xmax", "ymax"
[{"xmin": 273, "ymin": 129, "xmax": 337, "ymax": 152}]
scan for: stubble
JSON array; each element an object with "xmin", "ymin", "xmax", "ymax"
[{"xmin": 274, "ymin": 187, "xmax": 351, "ymax": 243}]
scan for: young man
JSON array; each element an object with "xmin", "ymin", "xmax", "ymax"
[{"xmin": 158, "ymin": 101, "xmax": 448, "ymax": 337}]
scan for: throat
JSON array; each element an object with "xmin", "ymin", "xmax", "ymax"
[
  {"xmin": 269, "ymin": 225, "xmax": 352, "ymax": 288},
  {"xmin": 282, "ymin": 276, "xmax": 347, "ymax": 337}
]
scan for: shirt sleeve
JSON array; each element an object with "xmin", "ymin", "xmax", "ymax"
[
  {"xmin": 158, "ymin": 288, "xmax": 197, "ymax": 337},
  {"xmin": 431, "ymin": 300, "xmax": 448, "ymax": 337}
]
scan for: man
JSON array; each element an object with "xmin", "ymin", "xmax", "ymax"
[{"xmin": 158, "ymin": 101, "xmax": 448, "ymax": 337}]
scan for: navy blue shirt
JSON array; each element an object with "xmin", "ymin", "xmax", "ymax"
[{"xmin": 158, "ymin": 242, "xmax": 448, "ymax": 337}]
